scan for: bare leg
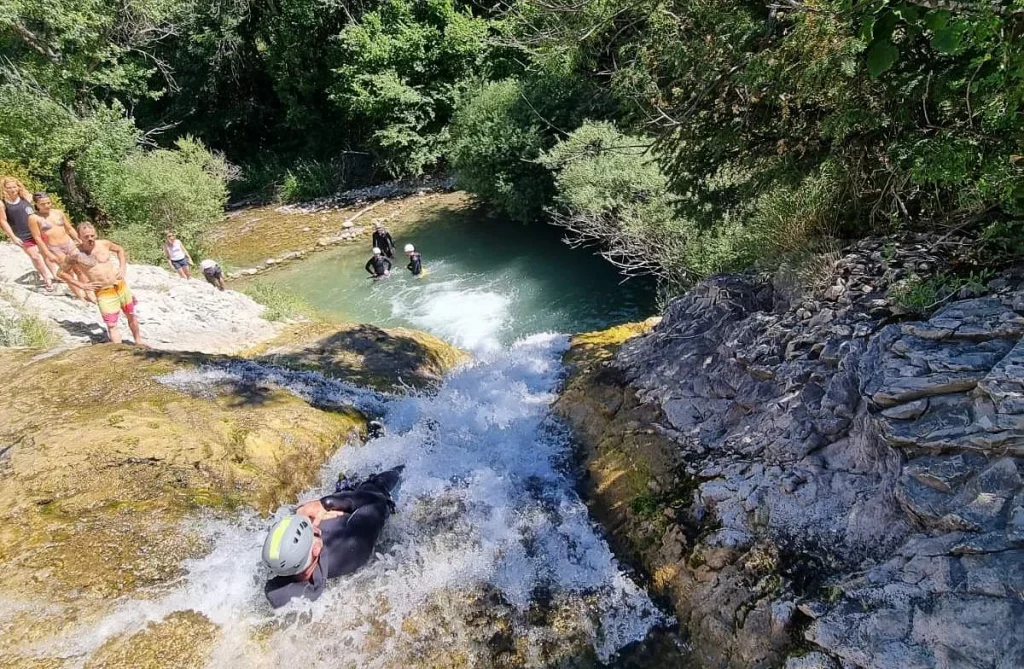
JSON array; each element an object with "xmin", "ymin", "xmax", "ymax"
[
  {"xmin": 106, "ymin": 321, "xmax": 123, "ymax": 344},
  {"xmin": 125, "ymin": 311, "xmax": 146, "ymax": 347},
  {"xmin": 23, "ymin": 246, "xmax": 53, "ymax": 289}
]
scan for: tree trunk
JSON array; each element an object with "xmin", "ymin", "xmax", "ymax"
[{"xmin": 59, "ymin": 159, "xmax": 108, "ymax": 226}]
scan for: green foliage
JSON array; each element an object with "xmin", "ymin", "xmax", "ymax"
[
  {"xmin": 450, "ymin": 70, "xmax": 602, "ymax": 222},
  {"xmin": 90, "ymin": 137, "xmax": 230, "ymax": 263},
  {"xmin": 449, "ymin": 79, "xmax": 551, "ymax": 222},
  {"xmin": 891, "ymin": 270, "xmax": 992, "ymax": 315},
  {"xmin": 242, "ymin": 282, "xmax": 319, "ymax": 322},
  {"xmin": 0, "ymin": 295, "xmax": 58, "ymax": 349},
  {"xmin": 331, "ymin": 0, "xmax": 492, "ymax": 177}
]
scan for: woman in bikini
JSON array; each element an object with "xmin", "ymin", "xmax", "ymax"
[
  {"xmin": 32, "ymin": 192, "xmax": 93, "ymax": 302},
  {"xmin": 0, "ymin": 177, "xmax": 56, "ymax": 292}
]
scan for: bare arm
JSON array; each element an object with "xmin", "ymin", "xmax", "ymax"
[
  {"xmin": 107, "ymin": 241, "xmax": 128, "ymax": 280},
  {"xmin": 61, "ymin": 211, "xmax": 79, "ymax": 242},
  {"xmin": 57, "ymin": 258, "xmax": 92, "ymax": 291},
  {"xmin": 28, "ymin": 215, "xmax": 57, "ymax": 262}
]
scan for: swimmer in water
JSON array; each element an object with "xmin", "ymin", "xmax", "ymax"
[
  {"xmin": 262, "ymin": 466, "xmax": 403, "ymax": 608},
  {"xmin": 404, "ymin": 243, "xmax": 423, "ymax": 276},
  {"xmin": 365, "ymin": 247, "xmax": 392, "ymax": 279},
  {"xmin": 372, "ymin": 223, "xmax": 396, "ymax": 259}
]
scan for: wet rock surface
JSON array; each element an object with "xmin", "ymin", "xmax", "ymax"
[{"xmin": 558, "ymin": 235, "xmax": 1024, "ymax": 668}]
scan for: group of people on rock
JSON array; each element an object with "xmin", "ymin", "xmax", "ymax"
[
  {"xmin": 365, "ymin": 222, "xmax": 423, "ymax": 279},
  {"xmin": 1, "ymin": 177, "xmax": 228, "ymax": 345},
  {"xmin": 0, "ymin": 177, "xmax": 145, "ymax": 345}
]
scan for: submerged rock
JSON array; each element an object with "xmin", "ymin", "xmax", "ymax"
[
  {"xmin": 558, "ymin": 237, "xmax": 1024, "ymax": 668},
  {"xmin": 243, "ymin": 322, "xmax": 467, "ymax": 391}
]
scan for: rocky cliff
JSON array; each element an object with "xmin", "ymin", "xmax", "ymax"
[{"xmin": 557, "ymin": 236, "xmax": 1023, "ymax": 668}]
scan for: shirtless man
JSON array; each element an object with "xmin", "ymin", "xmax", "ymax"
[{"xmin": 58, "ymin": 223, "xmax": 146, "ymax": 345}]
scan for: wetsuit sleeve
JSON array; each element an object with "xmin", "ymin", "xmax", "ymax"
[
  {"xmin": 383, "ymin": 257, "xmax": 392, "ymax": 271},
  {"xmin": 264, "ymin": 575, "xmax": 325, "ymax": 608},
  {"xmin": 319, "ymin": 489, "xmax": 391, "ymax": 513},
  {"xmin": 365, "ymin": 258, "xmax": 374, "ymax": 275}
]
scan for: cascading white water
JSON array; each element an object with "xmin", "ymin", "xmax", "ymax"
[{"xmin": 46, "ymin": 334, "xmax": 665, "ymax": 667}]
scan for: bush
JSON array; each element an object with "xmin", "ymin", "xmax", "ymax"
[
  {"xmin": 449, "ymin": 79, "xmax": 552, "ymax": 222},
  {"xmin": 91, "ymin": 136, "xmax": 230, "ymax": 263},
  {"xmin": 330, "ymin": 0, "xmax": 491, "ymax": 177},
  {"xmin": 0, "ymin": 296, "xmax": 58, "ymax": 349}
]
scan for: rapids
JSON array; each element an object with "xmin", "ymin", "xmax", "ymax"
[{"xmin": 44, "ymin": 334, "xmax": 671, "ymax": 667}]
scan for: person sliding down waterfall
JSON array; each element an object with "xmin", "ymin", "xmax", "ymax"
[
  {"xmin": 404, "ymin": 243, "xmax": 423, "ymax": 276},
  {"xmin": 262, "ymin": 466, "xmax": 403, "ymax": 608},
  {"xmin": 365, "ymin": 247, "xmax": 392, "ymax": 279}
]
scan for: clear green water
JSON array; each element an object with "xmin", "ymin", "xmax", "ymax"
[{"xmin": 258, "ymin": 206, "xmax": 656, "ymax": 350}]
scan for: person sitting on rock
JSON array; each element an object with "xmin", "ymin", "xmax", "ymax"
[
  {"xmin": 365, "ymin": 247, "xmax": 392, "ymax": 279},
  {"xmin": 371, "ymin": 223, "xmax": 395, "ymax": 259},
  {"xmin": 200, "ymin": 258, "xmax": 225, "ymax": 290},
  {"xmin": 57, "ymin": 223, "xmax": 146, "ymax": 346},
  {"xmin": 404, "ymin": 243, "xmax": 423, "ymax": 276},
  {"xmin": 262, "ymin": 466, "xmax": 403, "ymax": 608}
]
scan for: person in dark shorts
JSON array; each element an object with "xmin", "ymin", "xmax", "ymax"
[
  {"xmin": 403, "ymin": 243, "xmax": 423, "ymax": 276},
  {"xmin": 262, "ymin": 466, "xmax": 403, "ymax": 608},
  {"xmin": 200, "ymin": 259, "xmax": 225, "ymax": 290},
  {"xmin": 365, "ymin": 247, "xmax": 392, "ymax": 278},
  {"xmin": 371, "ymin": 224, "xmax": 396, "ymax": 258}
]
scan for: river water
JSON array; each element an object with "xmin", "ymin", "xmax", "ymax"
[
  {"xmin": 44, "ymin": 214, "xmax": 679, "ymax": 666},
  {"xmin": 51, "ymin": 336, "xmax": 681, "ymax": 668},
  {"xmin": 251, "ymin": 206, "xmax": 655, "ymax": 351}
]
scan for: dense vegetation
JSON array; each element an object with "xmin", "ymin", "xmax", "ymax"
[{"xmin": 2, "ymin": 0, "xmax": 1021, "ymax": 288}]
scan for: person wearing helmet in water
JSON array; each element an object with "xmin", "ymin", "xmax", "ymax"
[
  {"xmin": 365, "ymin": 247, "xmax": 392, "ymax": 279},
  {"xmin": 371, "ymin": 223, "xmax": 395, "ymax": 259},
  {"xmin": 404, "ymin": 243, "xmax": 423, "ymax": 276},
  {"xmin": 262, "ymin": 466, "xmax": 404, "ymax": 608}
]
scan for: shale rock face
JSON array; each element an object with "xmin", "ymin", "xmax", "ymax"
[{"xmin": 558, "ymin": 237, "xmax": 1024, "ymax": 668}]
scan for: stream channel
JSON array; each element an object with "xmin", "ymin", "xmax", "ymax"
[{"xmin": 65, "ymin": 207, "xmax": 689, "ymax": 667}]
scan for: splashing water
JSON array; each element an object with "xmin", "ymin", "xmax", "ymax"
[{"xmin": 51, "ymin": 333, "xmax": 664, "ymax": 667}]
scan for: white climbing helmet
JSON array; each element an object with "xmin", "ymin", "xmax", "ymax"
[
  {"xmin": 261, "ymin": 514, "xmax": 316, "ymax": 577},
  {"xmin": 372, "ymin": 247, "xmax": 382, "ymax": 255},
  {"xmin": 404, "ymin": 244, "xmax": 415, "ymax": 253}
]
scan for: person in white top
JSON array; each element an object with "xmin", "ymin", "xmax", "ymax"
[
  {"xmin": 199, "ymin": 258, "xmax": 225, "ymax": 290},
  {"xmin": 163, "ymin": 231, "xmax": 194, "ymax": 279}
]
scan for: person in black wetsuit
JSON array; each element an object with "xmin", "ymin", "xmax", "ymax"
[
  {"xmin": 371, "ymin": 224, "xmax": 395, "ymax": 259},
  {"xmin": 404, "ymin": 243, "xmax": 423, "ymax": 276},
  {"xmin": 365, "ymin": 247, "xmax": 392, "ymax": 278},
  {"xmin": 262, "ymin": 466, "xmax": 403, "ymax": 608}
]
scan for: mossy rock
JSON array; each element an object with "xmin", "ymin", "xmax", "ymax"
[
  {"xmin": 85, "ymin": 611, "xmax": 219, "ymax": 669},
  {"xmin": 0, "ymin": 344, "xmax": 361, "ymax": 607},
  {"xmin": 244, "ymin": 322, "xmax": 468, "ymax": 392}
]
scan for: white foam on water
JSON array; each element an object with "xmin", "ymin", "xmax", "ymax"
[
  {"xmin": 35, "ymin": 333, "xmax": 664, "ymax": 667},
  {"xmin": 389, "ymin": 276, "xmax": 512, "ymax": 353}
]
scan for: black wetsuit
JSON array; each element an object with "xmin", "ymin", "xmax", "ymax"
[
  {"xmin": 406, "ymin": 252, "xmax": 422, "ymax": 276},
  {"xmin": 365, "ymin": 255, "xmax": 392, "ymax": 277},
  {"xmin": 3, "ymin": 198, "xmax": 35, "ymax": 243},
  {"xmin": 372, "ymin": 230, "xmax": 395, "ymax": 258},
  {"xmin": 264, "ymin": 467, "xmax": 402, "ymax": 609}
]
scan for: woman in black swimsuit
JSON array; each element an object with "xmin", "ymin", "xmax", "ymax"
[{"xmin": 1, "ymin": 177, "xmax": 56, "ymax": 291}]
